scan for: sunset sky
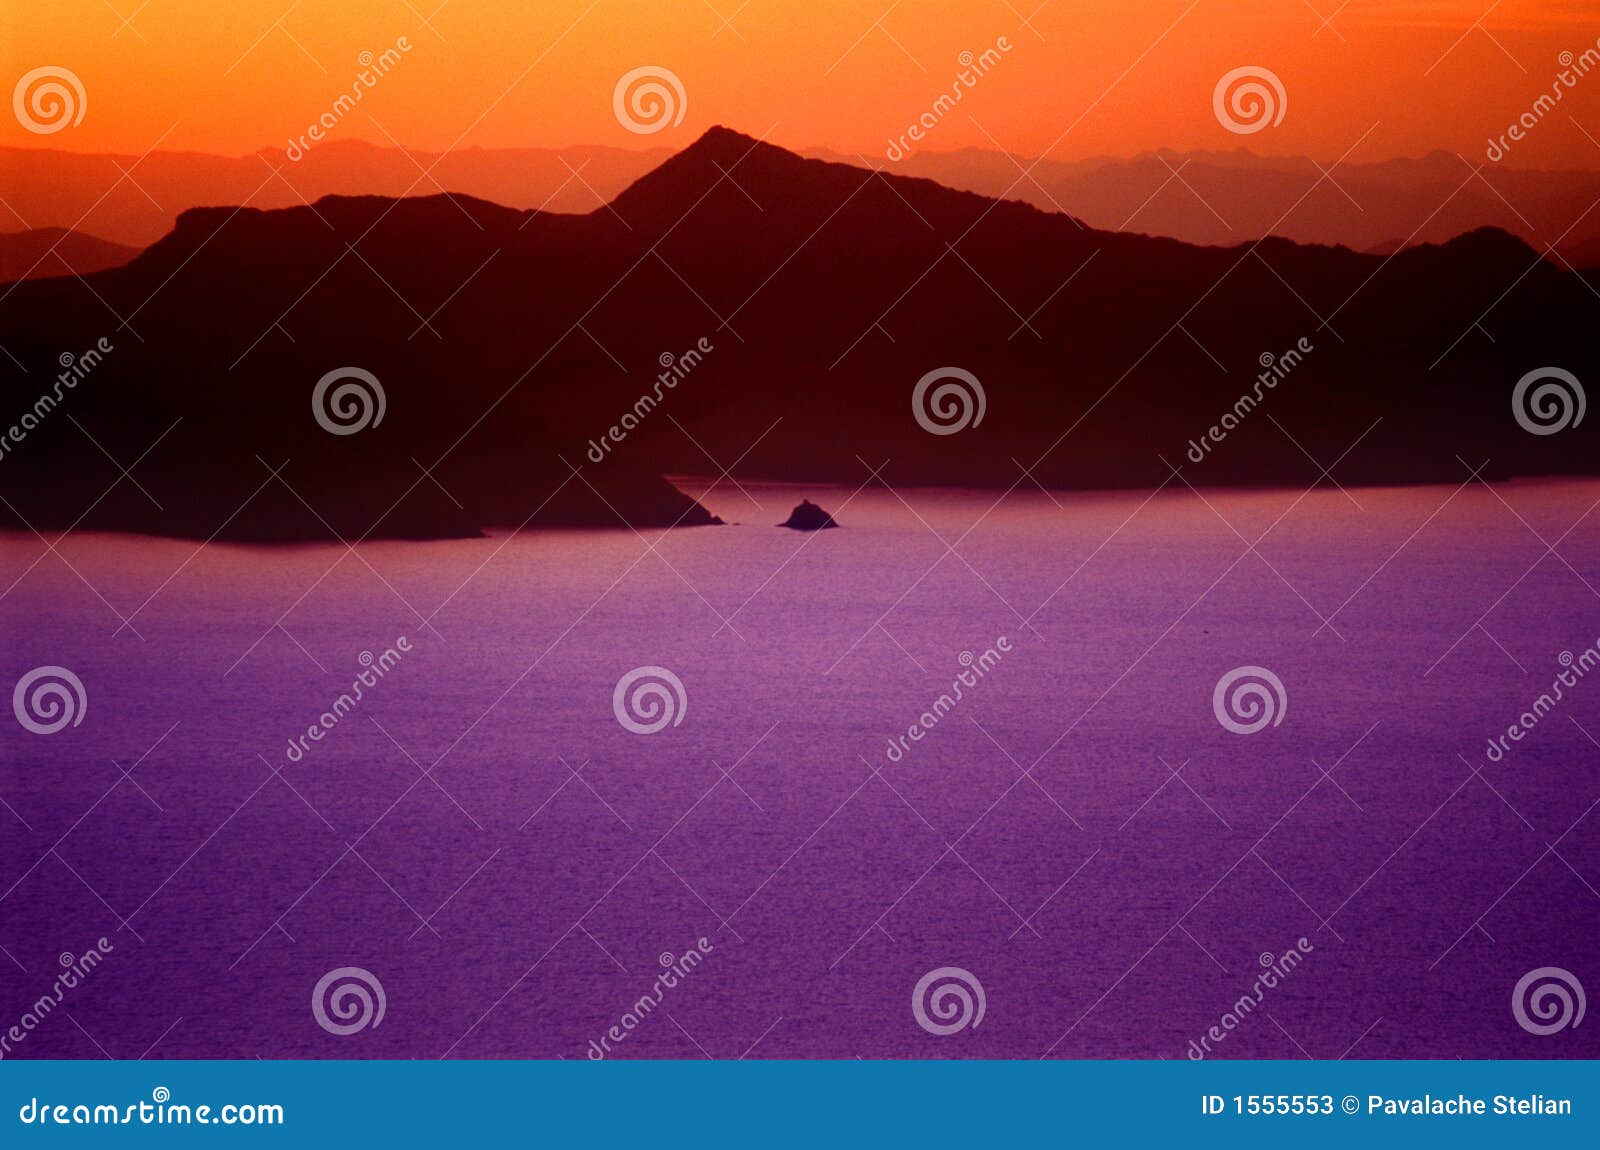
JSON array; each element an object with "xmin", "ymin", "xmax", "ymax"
[{"xmin": 4, "ymin": 0, "xmax": 1600, "ymax": 166}]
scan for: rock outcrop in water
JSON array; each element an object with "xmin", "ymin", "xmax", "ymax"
[{"xmin": 779, "ymin": 499, "xmax": 837, "ymax": 531}]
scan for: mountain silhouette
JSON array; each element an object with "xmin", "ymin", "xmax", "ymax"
[
  {"xmin": 0, "ymin": 227, "xmax": 140, "ymax": 281},
  {"xmin": 0, "ymin": 141, "xmax": 671, "ymax": 247},
  {"xmin": 11, "ymin": 137, "xmax": 1600, "ymax": 258},
  {"xmin": 823, "ymin": 144, "xmax": 1600, "ymax": 258},
  {"xmin": 0, "ymin": 126, "xmax": 1594, "ymax": 540}
]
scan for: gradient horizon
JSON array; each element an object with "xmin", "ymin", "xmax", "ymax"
[{"xmin": 4, "ymin": 0, "xmax": 1600, "ymax": 169}]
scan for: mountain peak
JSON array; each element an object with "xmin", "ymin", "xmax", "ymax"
[
  {"xmin": 665, "ymin": 125, "xmax": 803, "ymax": 174},
  {"xmin": 607, "ymin": 126, "xmax": 816, "ymax": 222},
  {"xmin": 681, "ymin": 124, "xmax": 769, "ymax": 157}
]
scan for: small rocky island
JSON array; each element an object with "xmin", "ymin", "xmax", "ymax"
[{"xmin": 779, "ymin": 499, "xmax": 838, "ymax": 531}]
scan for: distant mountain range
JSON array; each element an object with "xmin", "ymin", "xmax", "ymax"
[
  {"xmin": 0, "ymin": 127, "xmax": 1594, "ymax": 541},
  {"xmin": 0, "ymin": 141, "xmax": 669, "ymax": 248},
  {"xmin": 838, "ymin": 146, "xmax": 1600, "ymax": 264},
  {"xmin": 0, "ymin": 228, "xmax": 141, "ymax": 281},
  {"xmin": 5, "ymin": 137, "xmax": 1598, "ymax": 262}
]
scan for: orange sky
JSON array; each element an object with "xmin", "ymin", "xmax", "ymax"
[{"xmin": 4, "ymin": 0, "xmax": 1600, "ymax": 167}]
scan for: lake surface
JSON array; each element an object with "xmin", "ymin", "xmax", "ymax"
[{"xmin": 2, "ymin": 480, "xmax": 1597, "ymax": 1059}]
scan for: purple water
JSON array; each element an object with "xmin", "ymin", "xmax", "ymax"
[{"xmin": 2, "ymin": 479, "xmax": 1597, "ymax": 1059}]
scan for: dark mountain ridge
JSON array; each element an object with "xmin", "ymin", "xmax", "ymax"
[{"xmin": 0, "ymin": 126, "xmax": 1594, "ymax": 541}]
